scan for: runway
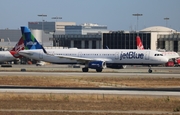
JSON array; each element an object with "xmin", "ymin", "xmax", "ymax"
[
  {"xmin": 0, "ymin": 88, "xmax": 180, "ymax": 96},
  {"xmin": 0, "ymin": 65, "xmax": 180, "ymax": 96},
  {"xmin": 0, "ymin": 71, "xmax": 180, "ymax": 78},
  {"xmin": 1, "ymin": 84, "xmax": 180, "ymax": 96}
]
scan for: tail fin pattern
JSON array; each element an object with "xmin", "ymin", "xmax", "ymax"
[
  {"xmin": 10, "ymin": 36, "xmax": 25, "ymax": 58},
  {"xmin": 136, "ymin": 36, "xmax": 144, "ymax": 50},
  {"xmin": 11, "ymin": 37, "xmax": 24, "ymax": 52},
  {"xmin": 21, "ymin": 26, "xmax": 47, "ymax": 53}
]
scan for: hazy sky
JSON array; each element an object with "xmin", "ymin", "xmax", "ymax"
[{"xmin": 0, "ymin": 0, "xmax": 179, "ymax": 31}]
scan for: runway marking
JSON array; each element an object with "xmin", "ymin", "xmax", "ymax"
[
  {"xmin": 0, "ymin": 89, "xmax": 180, "ymax": 96},
  {"xmin": 0, "ymin": 109, "xmax": 179, "ymax": 114},
  {"xmin": 0, "ymin": 71, "xmax": 180, "ymax": 76}
]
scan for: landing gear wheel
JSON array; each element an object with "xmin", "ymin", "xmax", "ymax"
[
  {"xmin": 96, "ymin": 69, "xmax": 102, "ymax": 72},
  {"xmin": 148, "ymin": 69, "xmax": 152, "ymax": 73},
  {"xmin": 148, "ymin": 65, "xmax": 152, "ymax": 73},
  {"xmin": 82, "ymin": 68, "xmax": 89, "ymax": 72}
]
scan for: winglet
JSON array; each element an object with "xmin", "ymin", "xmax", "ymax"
[
  {"xmin": 136, "ymin": 36, "xmax": 144, "ymax": 50},
  {"xmin": 21, "ymin": 26, "xmax": 47, "ymax": 53}
]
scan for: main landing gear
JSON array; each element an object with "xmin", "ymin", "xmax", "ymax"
[
  {"xmin": 82, "ymin": 68, "xmax": 103, "ymax": 72},
  {"xmin": 148, "ymin": 65, "xmax": 152, "ymax": 73},
  {"xmin": 82, "ymin": 67, "xmax": 89, "ymax": 72},
  {"xmin": 96, "ymin": 68, "xmax": 102, "ymax": 72}
]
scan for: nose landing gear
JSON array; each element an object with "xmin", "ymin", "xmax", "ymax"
[{"xmin": 148, "ymin": 65, "xmax": 152, "ymax": 73}]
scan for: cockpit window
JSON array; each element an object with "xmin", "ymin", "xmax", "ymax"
[{"xmin": 154, "ymin": 54, "xmax": 163, "ymax": 56}]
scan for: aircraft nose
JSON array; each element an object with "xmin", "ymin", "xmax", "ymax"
[{"xmin": 162, "ymin": 57, "xmax": 169, "ymax": 63}]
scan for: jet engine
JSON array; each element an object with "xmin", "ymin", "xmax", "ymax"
[{"xmin": 88, "ymin": 61, "xmax": 106, "ymax": 69}]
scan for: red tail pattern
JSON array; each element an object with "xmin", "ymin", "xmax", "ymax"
[
  {"xmin": 10, "ymin": 37, "xmax": 24, "ymax": 58},
  {"xmin": 136, "ymin": 36, "xmax": 144, "ymax": 50}
]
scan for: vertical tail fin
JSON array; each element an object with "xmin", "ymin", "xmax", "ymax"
[
  {"xmin": 10, "ymin": 36, "xmax": 25, "ymax": 58},
  {"xmin": 11, "ymin": 37, "xmax": 24, "ymax": 52},
  {"xmin": 136, "ymin": 36, "xmax": 144, "ymax": 50},
  {"xmin": 21, "ymin": 26, "xmax": 47, "ymax": 53}
]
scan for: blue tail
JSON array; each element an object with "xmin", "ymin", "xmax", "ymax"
[{"xmin": 21, "ymin": 26, "xmax": 47, "ymax": 53}]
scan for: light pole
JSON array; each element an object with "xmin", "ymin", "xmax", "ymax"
[
  {"xmin": 52, "ymin": 16, "xmax": 62, "ymax": 22},
  {"xmin": 164, "ymin": 17, "xmax": 169, "ymax": 27},
  {"xmin": 38, "ymin": 14, "xmax": 47, "ymax": 46},
  {"xmin": 132, "ymin": 13, "xmax": 143, "ymax": 32}
]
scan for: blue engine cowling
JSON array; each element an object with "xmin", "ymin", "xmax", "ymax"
[{"xmin": 88, "ymin": 61, "xmax": 106, "ymax": 69}]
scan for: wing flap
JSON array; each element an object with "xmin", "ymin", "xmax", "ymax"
[
  {"xmin": 55, "ymin": 55, "xmax": 112, "ymax": 62},
  {"xmin": 18, "ymin": 52, "xmax": 33, "ymax": 56},
  {"xmin": 55, "ymin": 55, "xmax": 92, "ymax": 62}
]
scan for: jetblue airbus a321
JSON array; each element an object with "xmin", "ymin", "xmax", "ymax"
[{"xmin": 18, "ymin": 26, "xmax": 168, "ymax": 73}]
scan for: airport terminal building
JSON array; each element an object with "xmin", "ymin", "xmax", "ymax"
[
  {"xmin": 52, "ymin": 25, "xmax": 180, "ymax": 54},
  {"xmin": 0, "ymin": 21, "xmax": 180, "ymax": 54},
  {"xmin": 52, "ymin": 23, "xmax": 108, "ymax": 49},
  {"xmin": 28, "ymin": 21, "xmax": 76, "ymax": 33},
  {"xmin": 102, "ymin": 26, "xmax": 180, "ymax": 52}
]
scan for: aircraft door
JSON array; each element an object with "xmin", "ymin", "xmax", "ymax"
[
  {"xmin": 115, "ymin": 52, "xmax": 119, "ymax": 60},
  {"xmin": 1, "ymin": 54, "xmax": 5, "ymax": 60},
  {"xmin": 145, "ymin": 51, "xmax": 150, "ymax": 60},
  {"xmin": 39, "ymin": 51, "xmax": 43, "ymax": 59}
]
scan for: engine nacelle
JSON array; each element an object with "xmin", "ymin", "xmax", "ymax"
[
  {"xmin": 107, "ymin": 64, "xmax": 126, "ymax": 69},
  {"xmin": 88, "ymin": 61, "xmax": 106, "ymax": 69}
]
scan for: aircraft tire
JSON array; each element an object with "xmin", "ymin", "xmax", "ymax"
[
  {"xmin": 82, "ymin": 68, "xmax": 88, "ymax": 72},
  {"xmin": 148, "ymin": 69, "xmax": 152, "ymax": 73},
  {"xmin": 96, "ymin": 69, "xmax": 102, "ymax": 72}
]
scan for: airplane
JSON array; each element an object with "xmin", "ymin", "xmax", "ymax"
[
  {"xmin": 136, "ymin": 36, "xmax": 180, "ymax": 59},
  {"xmin": 0, "ymin": 37, "xmax": 24, "ymax": 63},
  {"xmin": 18, "ymin": 26, "xmax": 168, "ymax": 73}
]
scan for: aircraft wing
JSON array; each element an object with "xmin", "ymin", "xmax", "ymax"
[
  {"xmin": 18, "ymin": 52, "xmax": 33, "ymax": 56},
  {"xmin": 55, "ymin": 55, "xmax": 112, "ymax": 62}
]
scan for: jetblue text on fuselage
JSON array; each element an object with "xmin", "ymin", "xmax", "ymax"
[{"xmin": 120, "ymin": 51, "xmax": 144, "ymax": 60}]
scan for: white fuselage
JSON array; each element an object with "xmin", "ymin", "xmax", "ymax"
[
  {"xmin": 0, "ymin": 51, "xmax": 16, "ymax": 62},
  {"xmin": 18, "ymin": 49, "xmax": 168, "ymax": 65},
  {"xmin": 161, "ymin": 52, "xmax": 179, "ymax": 59}
]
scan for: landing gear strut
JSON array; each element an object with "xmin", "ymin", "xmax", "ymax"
[{"xmin": 148, "ymin": 65, "xmax": 152, "ymax": 73}]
